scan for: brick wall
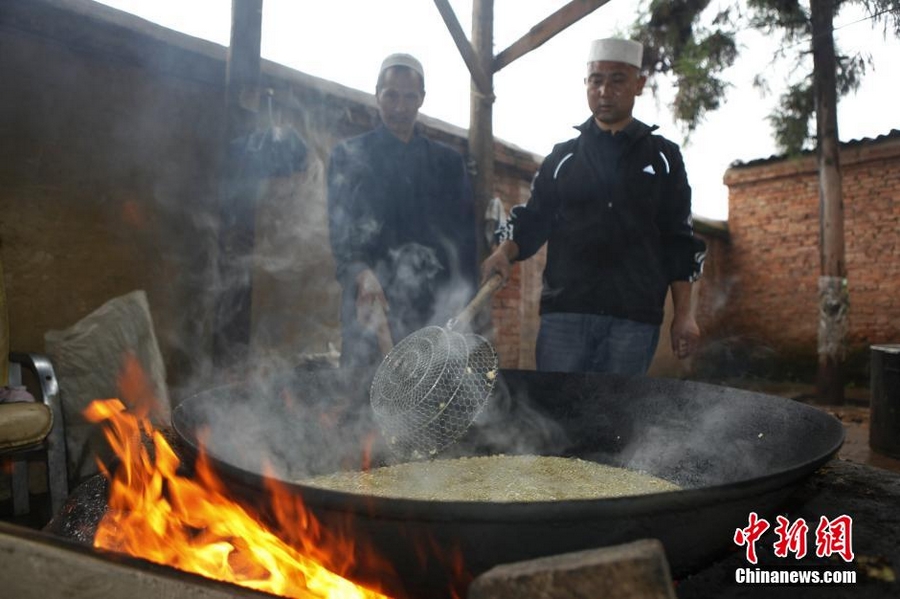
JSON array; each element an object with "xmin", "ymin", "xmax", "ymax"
[
  {"xmin": 486, "ymin": 169, "xmax": 542, "ymax": 370},
  {"xmin": 1, "ymin": 0, "xmax": 732, "ymax": 382},
  {"xmin": 0, "ymin": 0, "xmax": 539, "ymax": 386},
  {"xmin": 716, "ymin": 132, "xmax": 900, "ymax": 374}
]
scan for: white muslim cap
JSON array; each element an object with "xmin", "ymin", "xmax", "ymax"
[
  {"xmin": 379, "ymin": 53, "xmax": 425, "ymax": 82},
  {"xmin": 587, "ymin": 38, "xmax": 643, "ymax": 68}
]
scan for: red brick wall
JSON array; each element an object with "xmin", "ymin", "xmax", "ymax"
[
  {"xmin": 719, "ymin": 133, "xmax": 900, "ymax": 363},
  {"xmin": 484, "ymin": 164, "xmax": 541, "ymax": 370}
]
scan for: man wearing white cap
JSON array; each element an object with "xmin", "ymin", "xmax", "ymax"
[
  {"xmin": 482, "ymin": 38, "xmax": 706, "ymax": 375},
  {"xmin": 328, "ymin": 53, "xmax": 477, "ymax": 368}
]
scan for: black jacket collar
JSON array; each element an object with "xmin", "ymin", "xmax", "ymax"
[{"xmin": 574, "ymin": 117, "xmax": 657, "ymax": 141}]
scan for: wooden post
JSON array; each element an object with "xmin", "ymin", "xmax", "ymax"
[
  {"xmin": 1, "ymin": 247, "xmax": 8, "ymax": 385},
  {"xmin": 469, "ymin": 0, "xmax": 495, "ymax": 264},
  {"xmin": 811, "ymin": 0, "xmax": 846, "ymax": 405},
  {"xmin": 429, "ymin": 0, "xmax": 610, "ymax": 341},
  {"xmin": 213, "ymin": 0, "xmax": 263, "ymax": 368},
  {"xmin": 225, "ymin": 0, "xmax": 263, "ymax": 138},
  {"xmin": 431, "ymin": 0, "xmax": 609, "ymax": 262}
]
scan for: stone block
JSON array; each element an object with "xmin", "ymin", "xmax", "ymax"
[{"xmin": 467, "ymin": 539, "xmax": 676, "ymax": 599}]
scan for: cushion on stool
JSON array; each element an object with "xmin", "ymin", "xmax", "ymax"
[{"xmin": 0, "ymin": 402, "xmax": 53, "ymax": 450}]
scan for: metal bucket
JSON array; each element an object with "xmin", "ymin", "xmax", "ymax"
[{"xmin": 870, "ymin": 344, "xmax": 900, "ymax": 459}]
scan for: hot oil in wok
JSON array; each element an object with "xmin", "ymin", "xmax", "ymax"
[{"xmin": 299, "ymin": 455, "xmax": 680, "ymax": 501}]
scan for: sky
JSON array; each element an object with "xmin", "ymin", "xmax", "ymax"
[{"xmin": 91, "ymin": 0, "xmax": 899, "ymax": 221}]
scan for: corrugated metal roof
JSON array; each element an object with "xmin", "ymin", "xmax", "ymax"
[{"xmin": 729, "ymin": 128, "xmax": 900, "ymax": 169}]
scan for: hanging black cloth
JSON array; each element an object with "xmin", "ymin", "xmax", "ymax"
[
  {"xmin": 214, "ymin": 91, "xmax": 309, "ymax": 367},
  {"xmin": 227, "ymin": 90, "xmax": 309, "ymax": 179}
]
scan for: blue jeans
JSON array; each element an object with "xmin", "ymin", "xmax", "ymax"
[{"xmin": 536, "ymin": 313, "xmax": 660, "ymax": 375}]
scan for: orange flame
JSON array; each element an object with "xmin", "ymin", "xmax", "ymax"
[{"xmin": 85, "ymin": 395, "xmax": 393, "ymax": 599}]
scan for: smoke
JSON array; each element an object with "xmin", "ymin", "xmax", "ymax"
[
  {"xmin": 616, "ymin": 397, "xmax": 781, "ymax": 488},
  {"xmin": 175, "ymin": 365, "xmax": 389, "ymax": 481},
  {"xmin": 151, "ymin": 90, "xmax": 496, "ymax": 488},
  {"xmin": 177, "ymin": 364, "xmax": 572, "ymax": 487},
  {"xmin": 151, "ymin": 94, "xmax": 346, "ymax": 396},
  {"xmin": 593, "ymin": 374, "xmax": 836, "ymax": 494},
  {"xmin": 174, "ymin": 364, "xmax": 838, "ymax": 504},
  {"xmin": 384, "ymin": 242, "xmax": 443, "ymax": 334},
  {"xmin": 450, "ymin": 376, "xmax": 571, "ymax": 458}
]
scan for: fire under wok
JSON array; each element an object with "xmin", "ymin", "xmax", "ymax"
[{"xmin": 171, "ymin": 368, "xmax": 844, "ymax": 599}]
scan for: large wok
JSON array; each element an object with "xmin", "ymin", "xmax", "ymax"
[{"xmin": 172, "ymin": 368, "xmax": 844, "ymax": 599}]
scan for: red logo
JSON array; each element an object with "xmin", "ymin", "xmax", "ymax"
[
  {"xmin": 815, "ymin": 515, "xmax": 855, "ymax": 562},
  {"xmin": 773, "ymin": 516, "xmax": 809, "ymax": 559},
  {"xmin": 734, "ymin": 511, "xmax": 770, "ymax": 564},
  {"xmin": 734, "ymin": 513, "xmax": 854, "ymax": 563}
]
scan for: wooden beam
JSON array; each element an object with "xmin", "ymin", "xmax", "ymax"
[
  {"xmin": 493, "ymin": 0, "xmax": 612, "ymax": 73},
  {"xmin": 213, "ymin": 0, "xmax": 264, "ymax": 368},
  {"xmin": 225, "ymin": 0, "xmax": 263, "ymax": 127},
  {"xmin": 469, "ymin": 0, "xmax": 495, "ymax": 265},
  {"xmin": 432, "ymin": 0, "xmax": 493, "ymax": 97}
]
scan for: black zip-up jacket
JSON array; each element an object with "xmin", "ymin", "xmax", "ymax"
[{"xmin": 508, "ymin": 118, "xmax": 705, "ymax": 326}]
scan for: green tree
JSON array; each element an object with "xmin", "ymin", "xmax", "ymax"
[
  {"xmin": 631, "ymin": 0, "xmax": 899, "ymax": 402},
  {"xmin": 632, "ymin": 0, "xmax": 898, "ymax": 153}
]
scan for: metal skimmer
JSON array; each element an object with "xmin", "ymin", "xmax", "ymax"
[{"xmin": 370, "ymin": 276, "xmax": 502, "ymax": 460}]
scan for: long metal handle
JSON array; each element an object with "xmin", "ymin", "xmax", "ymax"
[
  {"xmin": 447, "ymin": 273, "xmax": 503, "ymax": 331},
  {"xmin": 371, "ymin": 303, "xmax": 394, "ymax": 356}
]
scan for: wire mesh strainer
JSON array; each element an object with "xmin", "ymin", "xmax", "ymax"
[{"xmin": 370, "ymin": 275, "xmax": 502, "ymax": 460}]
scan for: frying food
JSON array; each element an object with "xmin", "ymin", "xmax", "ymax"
[{"xmin": 300, "ymin": 454, "xmax": 679, "ymax": 501}]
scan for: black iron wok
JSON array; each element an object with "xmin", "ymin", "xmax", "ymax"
[{"xmin": 172, "ymin": 368, "xmax": 844, "ymax": 599}]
